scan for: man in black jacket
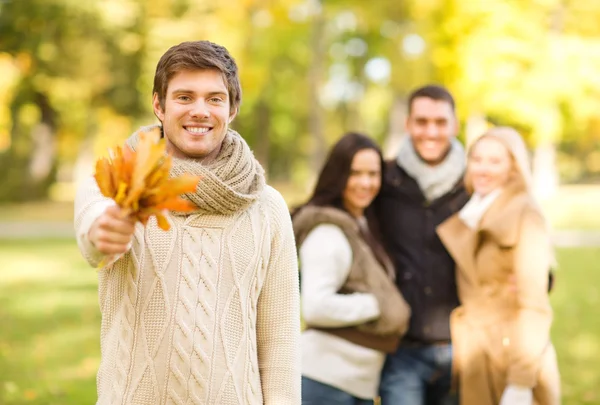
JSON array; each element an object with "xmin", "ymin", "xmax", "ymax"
[{"xmin": 377, "ymin": 85, "xmax": 468, "ymax": 405}]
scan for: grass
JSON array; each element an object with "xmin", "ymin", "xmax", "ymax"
[
  {"xmin": 0, "ymin": 239, "xmax": 100, "ymax": 405},
  {"xmin": 551, "ymin": 248, "xmax": 600, "ymax": 404},
  {"xmin": 0, "ymin": 239, "xmax": 598, "ymax": 404}
]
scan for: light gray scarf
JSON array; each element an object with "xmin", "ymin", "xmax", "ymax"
[{"xmin": 396, "ymin": 136, "xmax": 465, "ymax": 201}]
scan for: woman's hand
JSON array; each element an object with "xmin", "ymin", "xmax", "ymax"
[{"xmin": 499, "ymin": 384, "xmax": 533, "ymax": 405}]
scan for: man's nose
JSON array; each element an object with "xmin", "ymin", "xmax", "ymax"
[
  {"xmin": 190, "ymin": 101, "xmax": 210, "ymax": 118},
  {"xmin": 424, "ymin": 122, "xmax": 439, "ymax": 137}
]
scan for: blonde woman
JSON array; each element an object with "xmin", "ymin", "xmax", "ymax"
[{"xmin": 437, "ymin": 127, "xmax": 560, "ymax": 405}]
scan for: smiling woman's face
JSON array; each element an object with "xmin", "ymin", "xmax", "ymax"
[
  {"xmin": 468, "ymin": 137, "xmax": 514, "ymax": 196},
  {"xmin": 342, "ymin": 148, "xmax": 381, "ymax": 218}
]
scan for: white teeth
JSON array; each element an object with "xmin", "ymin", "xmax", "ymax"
[{"xmin": 187, "ymin": 127, "xmax": 209, "ymax": 134}]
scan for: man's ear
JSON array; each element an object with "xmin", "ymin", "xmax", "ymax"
[
  {"xmin": 228, "ymin": 107, "xmax": 238, "ymax": 124},
  {"xmin": 152, "ymin": 93, "xmax": 165, "ymax": 122}
]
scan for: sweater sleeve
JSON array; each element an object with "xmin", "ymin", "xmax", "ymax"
[
  {"xmin": 300, "ymin": 224, "xmax": 380, "ymax": 327},
  {"xmin": 256, "ymin": 188, "xmax": 301, "ymax": 404},
  {"xmin": 74, "ymin": 176, "xmax": 114, "ymax": 267},
  {"xmin": 507, "ymin": 208, "xmax": 554, "ymax": 387}
]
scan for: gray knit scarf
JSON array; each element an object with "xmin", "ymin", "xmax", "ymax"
[
  {"xmin": 126, "ymin": 125, "xmax": 265, "ymax": 215},
  {"xmin": 396, "ymin": 136, "xmax": 465, "ymax": 202}
]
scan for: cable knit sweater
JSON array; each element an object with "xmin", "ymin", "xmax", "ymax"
[{"xmin": 74, "ymin": 127, "xmax": 301, "ymax": 405}]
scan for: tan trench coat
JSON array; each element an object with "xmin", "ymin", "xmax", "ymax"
[{"xmin": 437, "ymin": 184, "xmax": 560, "ymax": 405}]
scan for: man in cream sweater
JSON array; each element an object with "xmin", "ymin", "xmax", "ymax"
[{"xmin": 74, "ymin": 40, "xmax": 301, "ymax": 405}]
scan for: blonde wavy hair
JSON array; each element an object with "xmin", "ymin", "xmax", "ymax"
[{"xmin": 466, "ymin": 126, "xmax": 557, "ymax": 267}]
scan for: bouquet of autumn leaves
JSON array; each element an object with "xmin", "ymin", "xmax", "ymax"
[{"xmin": 94, "ymin": 126, "xmax": 201, "ymax": 236}]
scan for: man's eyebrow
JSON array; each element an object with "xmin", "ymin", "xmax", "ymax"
[
  {"xmin": 171, "ymin": 88, "xmax": 193, "ymax": 94},
  {"xmin": 171, "ymin": 89, "xmax": 228, "ymax": 97},
  {"xmin": 206, "ymin": 91, "xmax": 228, "ymax": 97},
  {"xmin": 413, "ymin": 115, "xmax": 448, "ymax": 120}
]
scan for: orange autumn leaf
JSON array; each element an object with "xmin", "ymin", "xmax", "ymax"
[
  {"xmin": 145, "ymin": 157, "xmax": 171, "ymax": 188},
  {"xmin": 155, "ymin": 198, "xmax": 197, "ymax": 212},
  {"xmin": 93, "ymin": 127, "xmax": 202, "ymax": 230},
  {"xmin": 120, "ymin": 145, "xmax": 136, "ymax": 183},
  {"xmin": 95, "ymin": 158, "xmax": 115, "ymax": 197},
  {"xmin": 155, "ymin": 211, "xmax": 171, "ymax": 231},
  {"xmin": 156, "ymin": 174, "xmax": 201, "ymax": 199}
]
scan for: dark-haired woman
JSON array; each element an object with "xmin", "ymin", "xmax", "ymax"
[{"xmin": 293, "ymin": 132, "xmax": 410, "ymax": 405}]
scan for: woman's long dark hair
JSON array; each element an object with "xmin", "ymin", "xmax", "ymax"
[{"xmin": 293, "ymin": 132, "xmax": 390, "ymax": 268}]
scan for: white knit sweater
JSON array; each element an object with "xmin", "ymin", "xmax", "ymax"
[
  {"xmin": 300, "ymin": 224, "xmax": 384, "ymax": 399},
  {"xmin": 75, "ymin": 176, "xmax": 301, "ymax": 404}
]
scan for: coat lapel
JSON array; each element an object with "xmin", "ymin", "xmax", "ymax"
[
  {"xmin": 437, "ymin": 214, "xmax": 480, "ymax": 288},
  {"xmin": 437, "ymin": 179, "xmax": 529, "ymax": 287},
  {"xmin": 478, "ymin": 181, "xmax": 528, "ymax": 247}
]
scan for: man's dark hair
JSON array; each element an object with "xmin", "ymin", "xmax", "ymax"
[
  {"xmin": 153, "ymin": 40, "xmax": 241, "ymax": 113},
  {"xmin": 407, "ymin": 84, "xmax": 455, "ymax": 114}
]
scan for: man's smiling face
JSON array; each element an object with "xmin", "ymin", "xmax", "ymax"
[
  {"xmin": 405, "ymin": 97, "xmax": 458, "ymax": 165},
  {"xmin": 152, "ymin": 68, "xmax": 236, "ymax": 162}
]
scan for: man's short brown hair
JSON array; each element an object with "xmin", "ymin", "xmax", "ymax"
[
  {"xmin": 153, "ymin": 40, "xmax": 242, "ymax": 112},
  {"xmin": 407, "ymin": 84, "xmax": 455, "ymax": 115}
]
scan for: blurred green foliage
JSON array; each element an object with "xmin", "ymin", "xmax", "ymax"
[{"xmin": 1, "ymin": 0, "xmax": 600, "ymax": 202}]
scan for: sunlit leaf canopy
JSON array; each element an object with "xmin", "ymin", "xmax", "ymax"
[{"xmin": 1, "ymin": 0, "xmax": 600, "ymax": 202}]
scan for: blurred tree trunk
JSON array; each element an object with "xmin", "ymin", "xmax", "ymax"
[
  {"xmin": 465, "ymin": 113, "xmax": 487, "ymax": 148},
  {"xmin": 533, "ymin": 140, "xmax": 559, "ymax": 200},
  {"xmin": 308, "ymin": 0, "xmax": 326, "ymax": 175},
  {"xmin": 254, "ymin": 98, "xmax": 271, "ymax": 174},
  {"xmin": 72, "ymin": 110, "xmax": 98, "ymax": 187},
  {"xmin": 0, "ymin": 84, "xmax": 57, "ymax": 202},
  {"xmin": 533, "ymin": 4, "xmax": 564, "ymax": 200},
  {"xmin": 29, "ymin": 93, "xmax": 57, "ymax": 183},
  {"xmin": 383, "ymin": 95, "xmax": 407, "ymax": 159}
]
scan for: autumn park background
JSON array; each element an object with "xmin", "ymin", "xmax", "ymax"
[{"xmin": 1, "ymin": 0, "xmax": 600, "ymax": 404}]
